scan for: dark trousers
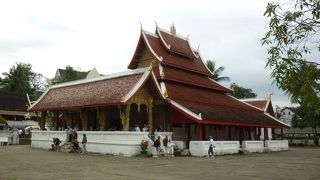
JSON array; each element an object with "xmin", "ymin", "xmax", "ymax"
[{"xmin": 208, "ymin": 146, "xmax": 214, "ymax": 157}]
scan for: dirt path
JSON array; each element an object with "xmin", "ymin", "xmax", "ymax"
[{"xmin": 0, "ymin": 146, "xmax": 320, "ymax": 180}]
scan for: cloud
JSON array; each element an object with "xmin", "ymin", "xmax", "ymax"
[{"xmin": 0, "ymin": 39, "xmax": 52, "ymax": 53}]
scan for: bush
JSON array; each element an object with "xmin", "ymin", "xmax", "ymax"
[
  {"xmin": 0, "ymin": 115, "xmax": 7, "ymax": 124},
  {"xmin": 140, "ymin": 139, "xmax": 149, "ymax": 152}
]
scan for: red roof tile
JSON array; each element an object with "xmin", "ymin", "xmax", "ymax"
[
  {"xmin": 243, "ymin": 100, "xmax": 268, "ymax": 111},
  {"xmin": 154, "ymin": 66, "xmax": 231, "ymax": 93},
  {"xmin": 29, "ymin": 73, "xmax": 144, "ymax": 111},
  {"xmin": 156, "ymin": 28, "xmax": 196, "ymax": 58}
]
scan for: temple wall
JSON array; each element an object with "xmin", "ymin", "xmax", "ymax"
[
  {"xmin": 189, "ymin": 140, "xmax": 289, "ymax": 156},
  {"xmin": 31, "ymin": 131, "xmax": 150, "ymax": 156}
]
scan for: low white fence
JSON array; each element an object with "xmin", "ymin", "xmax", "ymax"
[
  {"xmin": 31, "ymin": 131, "xmax": 149, "ymax": 156},
  {"xmin": 189, "ymin": 141, "xmax": 240, "ymax": 156},
  {"xmin": 0, "ymin": 130, "xmax": 19, "ymax": 145},
  {"xmin": 242, "ymin": 141, "xmax": 264, "ymax": 153},
  {"xmin": 265, "ymin": 140, "xmax": 289, "ymax": 151}
]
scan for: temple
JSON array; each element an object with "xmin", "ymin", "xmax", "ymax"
[{"xmin": 28, "ymin": 25, "xmax": 289, "ymax": 155}]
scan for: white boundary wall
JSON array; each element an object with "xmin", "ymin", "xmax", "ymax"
[
  {"xmin": 242, "ymin": 141, "xmax": 264, "ymax": 153},
  {"xmin": 31, "ymin": 131, "xmax": 149, "ymax": 156},
  {"xmin": 265, "ymin": 140, "xmax": 289, "ymax": 151},
  {"xmin": 189, "ymin": 141, "xmax": 240, "ymax": 156}
]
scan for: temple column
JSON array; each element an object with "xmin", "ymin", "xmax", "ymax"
[
  {"xmin": 197, "ymin": 123, "xmax": 203, "ymax": 141},
  {"xmin": 254, "ymin": 127, "xmax": 257, "ymax": 140},
  {"xmin": 281, "ymin": 128, "xmax": 284, "ymax": 140},
  {"xmin": 272, "ymin": 128, "xmax": 275, "ymax": 140},
  {"xmin": 40, "ymin": 111, "xmax": 46, "ymax": 130},
  {"xmin": 215, "ymin": 125, "xmax": 219, "ymax": 141},
  {"xmin": 228, "ymin": 126, "xmax": 232, "ymax": 140},
  {"xmin": 264, "ymin": 128, "xmax": 269, "ymax": 141},
  {"xmin": 64, "ymin": 111, "xmax": 72, "ymax": 128},
  {"xmin": 54, "ymin": 111, "xmax": 59, "ymax": 130},
  {"xmin": 248, "ymin": 127, "xmax": 252, "ymax": 140},
  {"xmin": 80, "ymin": 109, "xmax": 88, "ymax": 131},
  {"xmin": 97, "ymin": 107, "xmax": 107, "ymax": 131},
  {"xmin": 123, "ymin": 104, "xmax": 130, "ymax": 131},
  {"xmin": 258, "ymin": 128, "xmax": 261, "ymax": 140},
  {"xmin": 147, "ymin": 98, "xmax": 153, "ymax": 133}
]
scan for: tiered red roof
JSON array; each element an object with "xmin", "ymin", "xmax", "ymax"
[{"xmin": 129, "ymin": 26, "xmax": 288, "ymax": 128}]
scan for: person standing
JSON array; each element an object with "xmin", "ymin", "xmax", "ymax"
[
  {"xmin": 154, "ymin": 136, "xmax": 161, "ymax": 157},
  {"xmin": 142, "ymin": 124, "xmax": 149, "ymax": 132},
  {"xmin": 208, "ymin": 136, "xmax": 216, "ymax": 158},
  {"xmin": 163, "ymin": 135, "xmax": 171, "ymax": 159},
  {"xmin": 135, "ymin": 124, "xmax": 141, "ymax": 132},
  {"xmin": 82, "ymin": 134, "xmax": 87, "ymax": 153}
]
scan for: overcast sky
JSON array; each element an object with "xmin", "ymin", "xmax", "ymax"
[{"xmin": 0, "ymin": 0, "xmax": 294, "ymax": 107}]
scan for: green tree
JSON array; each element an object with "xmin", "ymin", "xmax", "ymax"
[
  {"xmin": 1, "ymin": 63, "xmax": 35, "ymax": 95},
  {"xmin": 0, "ymin": 63, "xmax": 47, "ymax": 101},
  {"xmin": 262, "ymin": 0, "xmax": 320, "ymax": 130},
  {"xmin": 206, "ymin": 60, "xmax": 230, "ymax": 82},
  {"xmin": 230, "ymin": 83, "xmax": 257, "ymax": 99},
  {"xmin": 54, "ymin": 65, "xmax": 86, "ymax": 84}
]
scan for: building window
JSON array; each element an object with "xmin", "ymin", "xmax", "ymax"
[
  {"xmin": 283, "ymin": 112, "xmax": 285, "ymax": 115},
  {"xmin": 288, "ymin": 112, "xmax": 291, "ymax": 115}
]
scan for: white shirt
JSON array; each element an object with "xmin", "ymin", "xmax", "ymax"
[{"xmin": 209, "ymin": 139, "xmax": 216, "ymax": 148}]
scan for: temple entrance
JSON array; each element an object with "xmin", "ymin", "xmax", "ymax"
[
  {"xmin": 129, "ymin": 103, "xmax": 148, "ymax": 130},
  {"xmin": 109, "ymin": 106, "xmax": 122, "ymax": 131}
]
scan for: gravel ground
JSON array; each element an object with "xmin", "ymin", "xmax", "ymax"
[{"xmin": 0, "ymin": 145, "xmax": 320, "ymax": 180}]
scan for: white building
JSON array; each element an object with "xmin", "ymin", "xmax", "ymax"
[{"xmin": 278, "ymin": 107, "xmax": 294, "ymax": 127}]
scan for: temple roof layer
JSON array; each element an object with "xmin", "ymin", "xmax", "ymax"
[
  {"xmin": 165, "ymin": 82, "xmax": 287, "ymax": 128},
  {"xmin": 129, "ymin": 30, "xmax": 212, "ymax": 76},
  {"xmin": 29, "ymin": 69, "xmax": 150, "ymax": 111}
]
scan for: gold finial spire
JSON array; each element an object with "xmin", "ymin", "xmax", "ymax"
[
  {"xmin": 267, "ymin": 92, "xmax": 274, "ymax": 99},
  {"xmin": 140, "ymin": 21, "xmax": 143, "ymax": 32},
  {"xmin": 170, "ymin": 22, "xmax": 176, "ymax": 37}
]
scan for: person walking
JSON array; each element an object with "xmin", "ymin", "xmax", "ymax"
[
  {"xmin": 82, "ymin": 134, "xmax": 87, "ymax": 153},
  {"xmin": 208, "ymin": 136, "xmax": 216, "ymax": 158}
]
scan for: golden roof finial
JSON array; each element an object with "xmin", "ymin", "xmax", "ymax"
[
  {"xmin": 140, "ymin": 21, "xmax": 143, "ymax": 32},
  {"xmin": 170, "ymin": 22, "xmax": 176, "ymax": 37}
]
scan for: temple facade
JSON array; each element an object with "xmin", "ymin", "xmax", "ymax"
[{"xmin": 28, "ymin": 25, "xmax": 288, "ymax": 146}]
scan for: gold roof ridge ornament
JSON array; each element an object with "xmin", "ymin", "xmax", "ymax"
[
  {"xmin": 160, "ymin": 71, "xmax": 165, "ymax": 79},
  {"xmin": 121, "ymin": 95, "xmax": 126, "ymax": 102},
  {"xmin": 148, "ymin": 59, "xmax": 155, "ymax": 71},
  {"xmin": 163, "ymin": 89, "xmax": 168, "ymax": 98},
  {"xmin": 170, "ymin": 22, "xmax": 176, "ymax": 37}
]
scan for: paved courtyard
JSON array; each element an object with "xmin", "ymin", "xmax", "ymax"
[{"xmin": 0, "ymin": 145, "xmax": 320, "ymax": 180}]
